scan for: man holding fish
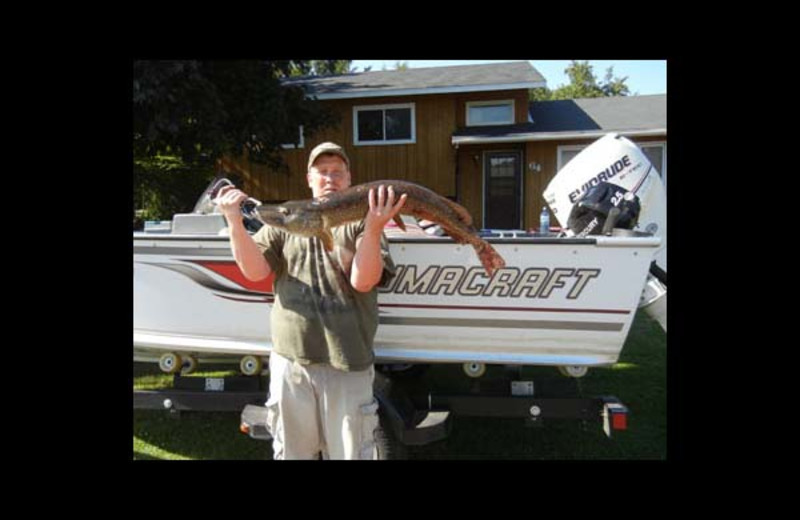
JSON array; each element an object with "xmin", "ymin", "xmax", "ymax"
[{"xmin": 215, "ymin": 142, "xmax": 406, "ymax": 460}]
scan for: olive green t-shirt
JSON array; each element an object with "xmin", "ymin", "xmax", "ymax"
[{"xmin": 252, "ymin": 221, "xmax": 395, "ymax": 372}]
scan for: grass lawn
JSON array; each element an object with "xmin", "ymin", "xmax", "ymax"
[{"xmin": 133, "ymin": 310, "xmax": 666, "ymax": 460}]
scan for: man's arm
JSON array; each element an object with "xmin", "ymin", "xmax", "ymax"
[
  {"xmin": 351, "ymin": 185, "xmax": 406, "ymax": 292},
  {"xmin": 216, "ymin": 186, "xmax": 272, "ymax": 282}
]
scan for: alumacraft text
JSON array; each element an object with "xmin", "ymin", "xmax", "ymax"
[{"xmin": 380, "ymin": 265, "xmax": 601, "ymax": 299}]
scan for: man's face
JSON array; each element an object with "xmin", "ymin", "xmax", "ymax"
[{"xmin": 307, "ymin": 154, "xmax": 351, "ymax": 198}]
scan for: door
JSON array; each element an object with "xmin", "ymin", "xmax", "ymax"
[{"xmin": 484, "ymin": 151, "xmax": 522, "ymax": 230}]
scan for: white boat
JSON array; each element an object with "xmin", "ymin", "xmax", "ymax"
[{"xmin": 134, "ymin": 133, "xmax": 666, "ymax": 375}]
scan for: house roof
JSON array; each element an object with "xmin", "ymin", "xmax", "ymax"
[
  {"xmin": 452, "ymin": 94, "xmax": 667, "ymax": 144},
  {"xmin": 283, "ymin": 61, "xmax": 547, "ymax": 100}
]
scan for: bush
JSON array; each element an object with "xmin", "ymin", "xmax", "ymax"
[{"xmin": 134, "ymin": 155, "xmax": 216, "ymax": 229}]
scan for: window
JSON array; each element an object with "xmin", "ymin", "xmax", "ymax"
[
  {"xmin": 280, "ymin": 125, "xmax": 305, "ymax": 149},
  {"xmin": 640, "ymin": 142, "xmax": 667, "ymax": 189},
  {"xmin": 466, "ymin": 100, "xmax": 514, "ymax": 126},
  {"xmin": 557, "ymin": 145, "xmax": 585, "ymax": 171},
  {"xmin": 353, "ymin": 104, "xmax": 416, "ymax": 145},
  {"xmin": 557, "ymin": 141, "xmax": 667, "ymax": 188}
]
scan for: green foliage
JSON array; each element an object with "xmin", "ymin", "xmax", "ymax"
[
  {"xmin": 133, "ymin": 60, "xmax": 342, "ymax": 224},
  {"xmin": 288, "ymin": 60, "xmax": 354, "ymax": 77},
  {"xmin": 313, "ymin": 60, "xmax": 353, "ymax": 75},
  {"xmin": 133, "ymin": 155, "xmax": 215, "ymax": 228},
  {"xmin": 134, "ymin": 60, "xmax": 338, "ymax": 168},
  {"xmin": 529, "ymin": 87, "xmax": 552, "ymax": 102},
  {"xmin": 529, "ymin": 60, "xmax": 631, "ymax": 101},
  {"xmin": 378, "ymin": 61, "xmax": 409, "ymax": 71},
  {"xmin": 600, "ymin": 67, "xmax": 630, "ymax": 97},
  {"xmin": 133, "ymin": 312, "xmax": 666, "ymax": 460}
]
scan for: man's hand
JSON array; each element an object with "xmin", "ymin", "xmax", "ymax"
[
  {"xmin": 351, "ymin": 185, "xmax": 406, "ymax": 292},
  {"xmin": 214, "ymin": 185, "xmax": 272, "ymax": 281},
  {"xmin": 215, "ymin": 185, "xmax": 250, "ymax": 224},
  {"xmin": 364, "ymin": 184, "xmax": 407, "ymax": 233}
]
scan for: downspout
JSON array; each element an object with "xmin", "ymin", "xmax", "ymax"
[
  {"xmin": 453, "ymin": 95, "xmax": 461, "ymax": 202},
  {"xmin": 454, "ymin": 142, "xmax": 460, "ymax": 202}
]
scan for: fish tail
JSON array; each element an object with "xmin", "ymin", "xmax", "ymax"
[{"xmin": 473, "ymin": 240, "xmax": 506, "ymax": 277}]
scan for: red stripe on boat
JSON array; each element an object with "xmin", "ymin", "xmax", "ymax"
[{"xmin": 190, "ymin": 260, "xmax": 274, "ymax": 293}]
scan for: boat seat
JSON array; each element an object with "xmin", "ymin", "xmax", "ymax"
[{"xmin": 171, "ymin": 213, "xmax": 227, "ymax": 235}]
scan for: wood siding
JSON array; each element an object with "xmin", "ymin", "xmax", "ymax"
[
  {"xmin": 220, "ymin": 87, "xmax": 665, "ymax": 234},
  {"xmin": 223, "ymin": 89, "xmax": 530, "ymax": 203},
  {"xmin": 225, "ymin": 93, "xmax": 464, "ymax": 202}
]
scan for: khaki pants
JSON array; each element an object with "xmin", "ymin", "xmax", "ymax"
[{"xmin": 265, "ymin": 352, "xmax": 379, "ymax": 460}]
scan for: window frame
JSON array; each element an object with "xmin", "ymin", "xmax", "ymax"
[
  {"xmin": 639, "ymin": 141, "xmax": 667, "ymax": 189},
  {"xmin": 352, "ymin": 103, "xmax": 416, "ymax": 146},
  {"xmin": 280, "ymin": 125, "xmax": 305, "ymax": 149},
  {"xmin": 466, "ymin": 99, "xmax": 515, "ymax": 127}
]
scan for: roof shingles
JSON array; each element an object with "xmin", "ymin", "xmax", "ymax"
[
  {"xmin": 283, "ymin": 61, "xmax": 545, "ymax": 96},
  {"xmin": 453, "ymin": 94, "xmax": 666, "ymax": 139}
]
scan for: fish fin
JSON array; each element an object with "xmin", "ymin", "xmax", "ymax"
[
  {"xmin": 393, "ymin": 214, "xmax": 407, "ymax": 231},
  {"xmin": 320, "ymin": 229, "xmax": 335, "ymax": 252}
]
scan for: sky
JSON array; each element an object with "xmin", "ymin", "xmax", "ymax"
[{"xmin": 349, "ymin": 60, "xmax": 666, "ymax": 96}]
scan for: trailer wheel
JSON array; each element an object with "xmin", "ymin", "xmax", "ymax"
[
  {"xmin": 374, "ymin": 411, "xmax": 407, "ymax": 460},
  {"xmin": 158, "ymin": 352, "xmax": 182, "ymax": 374},
  {"xmin": 463, "ymin": 362, "xmax": 487, "ymax": 378},
  {"xmin": 558, "ymin": 365, "xmax": 589, "ymax": 378},
  {"xmin": 240, "ymin": 355, "xmax": 263, "ymax": 376},
  {"xmin": 180, "ymin": 355, "xmax": 198, "ymax": 375}
]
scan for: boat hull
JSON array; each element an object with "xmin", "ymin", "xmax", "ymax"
[{"xmin": 134, "ymin": 233, "xmax": 660, "ymax": 367}]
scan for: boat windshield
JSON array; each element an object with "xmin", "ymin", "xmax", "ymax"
[{"xmin": 192, "ymin": 177, "xmax": 234, "ymax": 215}]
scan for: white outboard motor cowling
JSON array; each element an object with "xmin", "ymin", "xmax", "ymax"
[{"xmin": 543, "ymin": 133, "xmax": 667, "ymax": 331}]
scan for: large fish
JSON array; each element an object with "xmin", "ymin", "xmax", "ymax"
[{"xmin": 252, "ymin": 180, "xmax": 506, "ymax": 276}]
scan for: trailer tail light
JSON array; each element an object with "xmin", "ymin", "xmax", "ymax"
[
  {"xmin": 612, "ymin": 410, "xmax": 627, "ymax": 430},
  {"xmin": 602, "ymin": 400, "xmax": 629, "ymax": 437}
]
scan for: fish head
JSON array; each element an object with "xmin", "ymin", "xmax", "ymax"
[{"xmin": 255, "ymin": 201, "xmax": 324, "ymax": 237}]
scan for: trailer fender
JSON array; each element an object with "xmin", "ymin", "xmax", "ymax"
[{"xmin": 373, "ymin": 372, "xmax": 451, "ymax": 446}]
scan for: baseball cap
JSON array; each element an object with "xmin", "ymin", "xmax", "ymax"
[{"xmin": 307, "ymin": 142, "xmax": 350, "ymax": 171}]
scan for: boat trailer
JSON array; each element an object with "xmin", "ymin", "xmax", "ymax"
[{"xmin": 133, "ymin": 365, "xmax": 629, "ymax": 448}]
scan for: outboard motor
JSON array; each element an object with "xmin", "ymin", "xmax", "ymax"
[
  {"xmin": 543, "ymin": 133, "xmax": 667, "ymax": 331},
  {"xmin": 566, "ymin": 181, "xmax": 641, "ymax": 237}
]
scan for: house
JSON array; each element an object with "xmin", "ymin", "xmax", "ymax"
[{"xmin": 223, "ymin": 61, "xmax": 666, "ymax": 231}]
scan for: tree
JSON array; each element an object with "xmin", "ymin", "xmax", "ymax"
[
  {"xmin": 379, "ymin": 61, "xmax": 409, "ymax": 71},
  {"xmin": 288, "ymin": 60, "xmax": 354, "ymax": 77},
  {"xmin": 134, "ymin": 60, "xmax": 338, "ymax": 167},
  {"xmin": 133, "ymin": 60, "xmax": 340, "ymax": 225},
  {"xmin": 599, "ymin": 67, "xmax": 630, "ymax": 97},
  {"xmin": 529, "ymin": 87, "xmax": 552, "ymax": 102},
  {"xmin": 529, "ymin": 61, "xmax": 630, "ymax": 101}
]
